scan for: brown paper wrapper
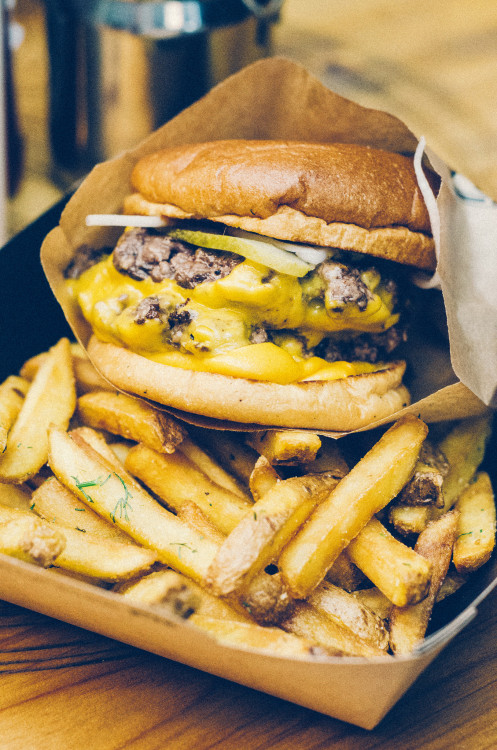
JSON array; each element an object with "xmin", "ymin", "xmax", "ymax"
[{"xmin": 41, "ymin": 57, "xmax": 490, "ymax": 435}]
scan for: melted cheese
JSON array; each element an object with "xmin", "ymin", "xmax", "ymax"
[{"xmin": 69, "ymin": 254, "xmax": 398, "ymax": 384}]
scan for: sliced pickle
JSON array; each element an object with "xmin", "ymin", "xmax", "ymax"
[{"xmin": 168, "ymin": 228, "xmax": 314, "ymax": 278}]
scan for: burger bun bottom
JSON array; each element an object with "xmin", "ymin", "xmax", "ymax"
[{"xmin": 87, "ymin": 336, "xmax": 410, "ymax": 432}]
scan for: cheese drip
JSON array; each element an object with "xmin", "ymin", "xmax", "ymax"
[{"xmin": 68, "ymin": 253, "xmax": 398, "ymax": 385}]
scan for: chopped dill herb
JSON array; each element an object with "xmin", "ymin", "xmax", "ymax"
[
  {"xmin": 72, "ymin": 474, "xmax": 111, "ymax": 504},
  {"xmin": 110, "ymin": 474, "xmax": 133, "ymax": 523},
  {"xmin": 75, "ymin": 527, "xmax": 86, "ymax": 533}
]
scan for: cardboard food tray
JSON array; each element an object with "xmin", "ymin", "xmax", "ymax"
[{"xmin": 0, "ymin": 198, "xmax": 496, "ymax": 729}]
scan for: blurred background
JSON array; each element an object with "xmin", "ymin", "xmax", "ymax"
[{"xmin": 3, "ymin": 0, "xmax": 497, "ymax": 239}]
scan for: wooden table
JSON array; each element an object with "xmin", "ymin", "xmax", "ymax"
[{"xmin": 4, "ymin": 0, "xmax": 497, "ymax": 747}]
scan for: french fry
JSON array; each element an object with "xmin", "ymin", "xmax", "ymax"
[
  {"xmin": 280, "ymin": 603, "xmax": 389, "ymax": 658},
  {"xmin": 387, "ymin": 504, "xmax": 430, "ymax": 537},
  {"xmin": 32, "ymin": 476, "xmax": 134, "ymax": 543},
  {"xmin": 189, "ymin": 614, "xmax": 332, "ymax": 658},
  {"xmin": 389, "ymin": 510, "xmax": 459, "ymax": 654},
  {"xmin": 389, "ymin": 416, "xmax": 493, "ymax": 535},
  {"xmin": 0, "ymin": 339, "xmax": 76, "ymax": 483},
  {"xmin": 176, "ymin": 499, "xmax": 293, "ymax": 624},
  {"xmin": 436, "ymin": 572, "xmax": 467, "ymax": 602},
  {"xmin": 246, "ymin": 430, "xmax": 321, "ymax": 465},
  {"xmin": 249, "ymin": 456, "xmax": 280, "ymax": 502},
  {"xmin": 437, "ymin": 416, "xmax": 493, "ymax": 514},
  {"xmin": 70, "ymin": 426, "xmax": 127, "ymax": 470},
  {"xmin": 117, "ymin": 569, "xmax": 252, "ymax": 623},
  {"xmin": 116, "ymin": 569, "xmax": 200, "ymax": 617},
  {"xmin": 0, "ymin": 482, "xmax": 32, "ymax": 512},
  {"xmin": 453, "ymin": 472, "xmax": 496, "ymax": 573},
  {"xmin": 52, "ymin": 526, "xmax": 157, "ymax": 582},
  {"xmin": 178, "ymin": 438, "xmax": 250, "ymax": 501},
  {"xmin": 177, "ymin": 501, "xmax": 227, "ymax": 545},
  {"xmin": 77, "ymin": 390, "xmax": 186, "ymax": 454},
  {"xmin": 206, "ymin": 471, "xmax": 341, "ymax": 596},
  {"xmin": 351, "ymin": 588, "xmax": 393, "ymax": 621},
  {"xmin": 0, "ymin": 514, "xmax": 65, "ymax": 567},
  {"xmin": 108, "ymin": 441, "xmax": 133, "ymax": 465},
  {"xmin": 308, "ymin": 581, "xmax": 389, "ymax": 651},
  {"xmin": 397, "ymin": 441, "xmax": 448, "ymax": 507},
  {"xmin": 48, "ymin": 427, "xmax": 219, "ymax": 584},
  {"xmin": 279, "ymin": 416, "xmax": 428, "ymax": 598},
  {"xmin": 21, "ymin": 343, "xmax": 112, "ymax": 394},
  {"xmin": 192, "ymin": 429, "xmax": 257, "ymax": 486},
  {"xmin": 302, "ymin": 438, "xmax": 349, "ymax": 478},
  {"xmin": 346, "ymin": 517, "xmax": 432, "ymax": 607},
  {"xmin": 0, "ymin": 502, "xmax": 156, "ymax": 580},
  {"xmin": 125, "ymin": 443, "xmax": 252, "ymax": 535},
  {"xmin": 325, "ymin": 552, "xmax": 366, "ymax": 592},
  {"xmin": 0, "ymin": 375, "xmax": 29, "ymax": 452}
]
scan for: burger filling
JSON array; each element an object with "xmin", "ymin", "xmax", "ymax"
[{"xmin": 66, "ymin": 226, "xmax": 407, "ymax": 385}]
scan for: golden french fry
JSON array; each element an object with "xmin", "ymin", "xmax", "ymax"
[
  {"xmin": 0, "ymin": 502, "xmax": 155, "ymax": 580},
  {"xmin": 107, "ymin": 441, "xmax": 132, "ymax": 465},
  {"xmin": 436, "ymin": 572, "xmax": 467, "ymax": 602},
  {"xmin": 32, "ymin": 476, "xmax": 134, "ymax": 543},
  {"xmin": 70, "ymin": 426, "xmax": 126, "ymax": 469},
  {"xmin": 116, "ymin": 569, "xmax": 200, "ymax": 617},
  {"xmin": 325, "ymin": 552, "xmax": 365, "ymax": 592},
  {"xmin": 346, "ymin": 517, "xmax": 432, "ymax": 606},
  {"xmin": 389, "ymin": 510, "xmax": 459, "ymax": 654},
  {"xmin": 280, "ymin": 602, "xmax": 389, "ymax": 658},
  {"xmin": 437, "ymin": 416, "xmax": 493, "ymax": 514},
  {"xmin": 0, "ymin": 482, "xmax": 32, "ymax": 512},
  {"xmin": 351, "ymin": 588, "xmax": 393, "ymax": 621},
  {"xmin": 190, "ymin": 614, "xmax": 330, "ymax": 658},
  {"xmin": 453, "ymin": 472, "xmax": 495, "ymax": 573},
  {"xmin": 388, "ymin": 504, "xmax": 430, "ymax": 537},
  {"xmin": 206, "ymin": 471, "xmax": 341, "ymax": 596},
  {"xmin": 0, "ymin": 376, "xmax": 30, "ymax": 452},
  {"xmin": 177, "ymin": 501, "xmax": 227, "ymax": 545},
  {"xmin": 308, "ymin": 581, "xmax": 389, "ymax": 651},
  {"xmin": 0, "ymin": 339, "xmax": 76, "ymax": 483},
  {"xmin": 176, "ymin": 499, "xmax": 293, "ymax": 625},
  {"xmin": 116, "ymin": 569, "xmax": 253, "ymax": 623},
  {"xmin": 303, "ymin": 438, "xmax": 349, "ymax": 478},
  {"xmin": 249, "ymin": 456, "xmax": 280, "ymax": 502},
  {"xmin": 0, "ymin": 504, "xmax": 66, "ymax": 565},
  {"xmin": 78, "ymin": 390, "xmax": 186, "ymax": 454},
  {"xmin": 192, "ymin": 429, "xmax": 257, "ymax": 485},
  {"xmin": 239, "ymin": 571, "xmax": 292, "ymax": 626},
  {"xmin": 246, "ymin": 430, "xmax": 321, "ymax": 465},
  {"xmin": 0, "ymin": 515, "xmax": 65, "ymax": 567},
  {"xmin": 21, "ymin": 344, "xmax": 112, "ymax": 394},
  {"xmin": 48, "ymin": 427, "xmax": 219, "ymax": 584},
  {"xmin": 279, "ymin": 416, "xmax": 428, "ymax": 598},
  {"xmin": 397, "ymin": 441, "xmax": 448, "ymax": 507},
  {"xmin": 389, "ymin": 416, "xmax": 493, "ymax": 535},
  {"xmin": 52, "ymin": 526, "xmax": 157, "ymax": 582},
  {"xmin": 125, "ymin": 443, "xmax": 252, "ymax": 535},
  {"xmin": 178, "ymin": 438, "xmax": 250, "ymax": 501}
]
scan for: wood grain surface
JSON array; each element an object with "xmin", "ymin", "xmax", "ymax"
[{"xmin": 4, "ymin": 0, "xmax": 497, "ymax": 747}]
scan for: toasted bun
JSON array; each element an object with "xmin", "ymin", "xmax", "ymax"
[
  {"xmin": 124, "ymin": 140, "xmax": 436, "ymax": 271},
  {"xmin": 88, "ymin": 337, "xmax": 410, "ymax": 432}
]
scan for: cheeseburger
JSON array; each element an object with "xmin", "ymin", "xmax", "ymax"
[{"xmin": 66, "ymin": 140, "xmax": 437, "ymax": 430}]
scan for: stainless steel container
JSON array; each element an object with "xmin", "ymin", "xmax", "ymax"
[{"xmin": 44, "ymin": 0, "xmax": 283, "ymax": 170}]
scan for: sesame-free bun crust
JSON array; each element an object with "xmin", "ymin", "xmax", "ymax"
[
  {"xmin": 125, "ymin": 140, "xmax": 436, "ymax": 271},
  {"xmin": 88, "ymin": 336, "xmax": 410, "ymax": 432}
]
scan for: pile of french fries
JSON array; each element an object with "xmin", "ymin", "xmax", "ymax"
[{"xmin": 0, "ymin": 338, "xmax": 494, "ymax": 658}]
